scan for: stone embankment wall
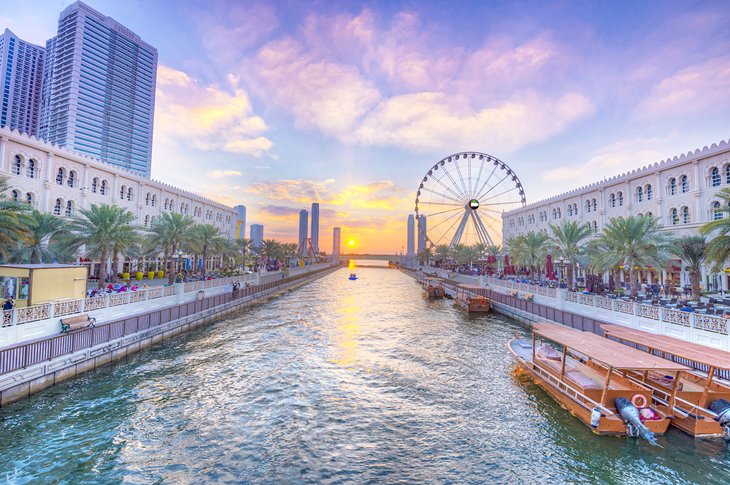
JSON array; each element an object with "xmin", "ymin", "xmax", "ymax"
[{"xmin": 0, "ymin": 264, "xmax": 342, "ymax": 407}]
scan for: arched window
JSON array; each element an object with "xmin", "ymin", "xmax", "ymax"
[
  {"xmin": 645, "ymin": 212, "xmax": 652, "ymax": 218},
  {"xmin": 668, "ymin": 178, "xmax": 677, "ymax": 195},
  {"xmin": 26, "ymin": 159, "xmax": 36, "ymax": 178},
  {"xmin": 636, "ymin": 186, "xmax": 643, "ymax": 202},
  {"xmin": 617, "ymin": 191, "xmax": 623, "ymax": 206},
  {"xmin": 573, "ymin": 203, "xmax": 578, "ymax": 216},
  {"xmin": 53, "ymin": 198, "xmax": 62, "ymax": 216},
  {"xmin": 592, "ymin": 221, "xmax": 598, "ymax": 233},
  {"xmin": 145, "ymin": 193, "xmax": 150, "ymax": 206},
  {"xmin": 12, "ymin": 155, "xmax": 22, "ymax": 175},
  {"xmin": 10, "ymin": 190, "xmax": 19, "ymax": 200},
  {"xmin": 609, "ymin": 193, "xmax": 616, "ymax": 208},
  {"xmin": 169, "ymin": 200, "xmax": 175, "ymax": 211},
  {"xmin": 710, "ymin": 167, "xmax": 721, "ymax": 187},
  {"xmin": 680, "ymin": 175, "xmax": 689, "ymax": 193},
  {"xmin": 151, "ymin": 195, "xmax": 157, "ymax": 207},
  {"xmin": 55, "ymin": 168, "xmax": 64, "ymax": 185},
  {"xmin": 67, "ymin": 170, "xmax": 76, "ymax": 188},
  {"xmin": 681, "ymin": 206, "xmax": 690, "ymax": 224},
  {"xmin": 567, "ymin": 205, "xmax": 573, "ymax": 217},
  {"xmin": 670, "ymin": 208, "xmax": 678, "ymax": 225},
  {"xmin": 592, "ymin": 198, "xmax": 597, "ymax": 211},
  {"xmin": 120, "ymin": 185, "xmax": 126, "ymax": 199},
  {"xmin": 91, "ymin": 177, "xmax": 98, "ymax": 193},
  {"xmin": 585, "ymin": 200, "xmax": 591, "ymax": 213},
  {"xmin": 100, "ymin": 180, "xmax": 107, "ymax": 195},
  {"xmin": 144, "ymin": 215, "xmax": 150, "ymax": 226},
  {"xmin": 127, "ymin": 187, "xmax": 133, "ymax": 201},
  {"xmin": 65, "ymin": 200, "xmax": 74, "ymax": 216},
  {"xmin": 164, "ymin": 198, "xmax": 169, "ymax": 210},
  {"xmin": 645, "ymin": 184, "xmax": 653, "ymax": 201},
  {"xmin": 25, "ymin": 193, "xmax": 33, "ymax": 206},
  {"xmin": 556, "ymin": 208, "xmax": 561, "ymax": 219},
  {"xmin": 712, "ymin": 201, "xmax": 723, "ymax": 220},
  {"xmin": 726, "ymin": 165, "xmax": 730, "ymax": 184}
]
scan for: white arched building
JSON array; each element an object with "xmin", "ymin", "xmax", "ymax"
[
  {"xmin": 0, "ymin": 127, "xmax": 238, "ymax": 274},
  {"xmin": 503, "ymin": 139, "xmax": 730, "ymax": 292}
]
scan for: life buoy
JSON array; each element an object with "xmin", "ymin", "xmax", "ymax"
[{"xmin": 631, "ymin": 393, "xmax": 648, "ymax": 408}]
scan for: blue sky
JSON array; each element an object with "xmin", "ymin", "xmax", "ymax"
[{"xmin": 3, "ymin": 0, "xmax": 729, "ymax": 251}]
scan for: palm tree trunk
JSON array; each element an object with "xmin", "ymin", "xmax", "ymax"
[
  {"xmin": 567, "ymin": 264, "xmax": 575, "ymax": 290},
  {"xmin": 629, "ymin": 264, "xmax": 638, "ymax": 299},
  {"xmin": 111, "ymin": 252, "xmax": 119, "ymax": 283},
  {"xmin": 168, "ymin": 245, "xmax": 176, "ymax": 284},
  {"xmin": 690, "ymin": 268, "xmax": 701, "ymax": 301},
  {"xmin": 202, "ymin": 245, "xmax": 208, "ymax": 276},
  {"xmin": 98, "ymin": 248, "xmax": 108, "ymax": 289}
]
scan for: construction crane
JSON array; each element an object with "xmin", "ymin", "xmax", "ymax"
[{"xmin": 305, "ymin": 238, "xmax": 320, "ymax": 263}]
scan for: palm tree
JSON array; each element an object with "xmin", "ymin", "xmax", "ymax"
[
  {"xmin": 418, "ymin": 247, "xmax": 433, "ymax": 266},
  {"xmin": 237, "ymin": 238, "xmax": 252, "ymax": 267},
  {"xmin": 486, "ymin": 244, "xmax": 501, "ymax": 274},
  {"xmin": 191, "ymin": 224, "xmax": 223, "ymax": 275},
  {"xmin": 12, "ymin": 210, "xmax": 69, "ymax": 263},
  {"xmin": 146, "ymin": 212, "xmax": 196, "ymax": 284},
  {"xmin": 261, "ymin": 239, "xmax": 281, "ymax": 261},
  {"xmin": 700, "ymin": 188, "xmax": 730, "ymax": 269},
  {"xmin": 66, "ymin": 204, "xmax": 138, "ymax": 288},
  {"xmin": 435, "ymin": 244, "xmax": 450, "ymax": 267},
  {"xmin": 509, "ymin": 232, "xmax": 550, "ymax": 279},
  {"xmin": 0, "ymin": 177, "xmax": 31, "ymax": 261},
  {"xmin": 549, "ymin": 220, "xmax": 593, "ymax": 289},
  {"xmin": 590, "ymin": 215, "xmax": 673, "ymax": 298},
  {"xmin": 670, "ymin": 235, "xmax": 707, "ymax": 300}
]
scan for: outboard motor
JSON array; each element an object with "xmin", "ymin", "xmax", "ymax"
[
  {"xmin": 615, "ymin": 397, "xmax": 660, "ymax": 446},
  {"xmin": 709, "ymin": 399, "xmax": 730, "ymax": 440}
]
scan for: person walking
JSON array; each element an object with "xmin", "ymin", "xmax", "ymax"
[{"xmin": 3, "ymin": 295, "xmax": 14, "ymax": 311}]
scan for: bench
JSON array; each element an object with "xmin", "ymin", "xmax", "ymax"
[{"xmin": 60, "ymin": 314, "xmax": 96, "ymax": 333}]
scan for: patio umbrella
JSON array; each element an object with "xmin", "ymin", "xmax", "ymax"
[{"xmin": 546, "ymin": 254, "xmax": 556, "ymax": 280}]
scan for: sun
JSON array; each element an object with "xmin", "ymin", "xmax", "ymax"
[{"xmin": 348, "ymin": 239, "xmax": 355, "ymax": 247}]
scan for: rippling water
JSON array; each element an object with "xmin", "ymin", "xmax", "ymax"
[{"xmin": 1, "ymin": 262, "xmax": 729, "ymax": 483}]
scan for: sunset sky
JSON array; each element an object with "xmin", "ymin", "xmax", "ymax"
[{"xmin": 4, "ymin": 0, "xmax": 730, "ymax": 253}]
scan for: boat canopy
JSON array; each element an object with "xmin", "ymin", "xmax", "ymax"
[
  {"xmin": 601, "ymin": 324, "xmax": 730, "ymax": 371},
  {"xmin": 533, "ymin": 323, "xmax": 689, "ymax": 371}
]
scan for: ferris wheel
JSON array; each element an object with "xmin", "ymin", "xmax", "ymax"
[{"xmin": 414, "ymin": 152, "xmax": 526, "ymax": 249}]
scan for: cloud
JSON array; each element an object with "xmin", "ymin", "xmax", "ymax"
[
  {"xmin": 208, "ymin": 170, "xmax": 242, "ymax": 178},
  {"xmin": 245, "ymin": 178, "xmax": 337, "ymax": 202},
  {"xmin": 636, "ymin": 56, "xmax": 730, "ymax": 119},
  {"xmin": 155, "ymin": 65, "xmax": 273, "ymax": 157}
]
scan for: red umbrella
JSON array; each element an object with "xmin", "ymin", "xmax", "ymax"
[{"xmin": 546, "ymin": 254, "xmax": 556, "ymax": 280}]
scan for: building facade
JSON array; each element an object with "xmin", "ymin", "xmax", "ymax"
[
  {"xmin": 417, "ymin": 215, "xmax": 427, "ymax": 254},
  {"xmin": 1, "ymin": 126, "xmax": 236, "ymax": 239},
  {"xmin": 298, "ymin": 209, "xmax": 308, "ymax": 255},
  {"xmin": 406, "ymin": 214, "xmax": 415, "ymax": 256},
  {"xmin": 311, "ymin": 202, "xmax": 320, "ymax": 254},
  {"xmin": 234, "ymin": 205, "xmax": 246, "ymax": 239},
  {"xmin": 332, "ymin": 227, "xmax": 341, "ymax": 256},
  {"xmin": 0, "ymin": 29, "xmax": 44, "ymax": 136},
  {"xmin": 502, "ymin": 140, "xmax": 730, "ymax": 291},
  {"xmin": 38, "ymin": 1, "xmax": 157, "ymax": 177},
  {"xmin": 250, "ymin": 224, "xmax": 264, "ymax": 249}
]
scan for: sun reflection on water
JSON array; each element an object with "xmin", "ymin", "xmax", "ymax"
[{"xmin": 332, "ymin": 293, "xmax": 361, "ymax": 368}]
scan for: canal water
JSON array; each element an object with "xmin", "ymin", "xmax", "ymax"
[{"xmin": 1, "ymin": 262, "xmax": 729, "ymax": 484}]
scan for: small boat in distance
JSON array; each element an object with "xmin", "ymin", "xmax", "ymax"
[
  {"xmin": 602, "ymin": 324, "xmax": 730, "ymax": 439},
  {"xmin": 454, "ymin": 285, "xmax": 491, "ymax": 313},
  {"xmin": 508, "ymin": 323, "xmax": 688, "ymax": 445},
  {"xmin": 348, "ymin": 273, "xmax": 358, "ymax": 280}
]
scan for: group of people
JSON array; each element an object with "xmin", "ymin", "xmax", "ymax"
[{"xmin": 87, "ymin": 283, "xmax": 148, "ymax": 298}]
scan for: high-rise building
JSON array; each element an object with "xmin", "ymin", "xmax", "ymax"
[
  {"xmin": 250, "ymin": 224, "xmax": 264, "ymax": 249},
  {"xmin": 406, "ymin": 214, "xmax": 415, "ymax": 256},
  {"xmin": 0, "ymin": 29, "xmax": 44, "ymax": 135},
  {"xmin": 310, "ymin": 202, "xmax": 320, "ymax": 254},
  {"xmin": 417, "ymin": 215, "xmax": 427, "ymax": 254},
  {"xmin": 38, "ymin": 1, "xmax": 158, "ymax": 177},
  {"xmin": 332, "ymin": 227, "xmax": 341, "ymax": 256},
  {"xmin": 234, "ymin": 205, "xmax": 246, "ymax": 239},
  {"xmin": 298, "ymin": 209, "xmax": 308, "ymax": 255}
]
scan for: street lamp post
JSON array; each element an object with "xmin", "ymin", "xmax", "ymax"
[{"xmin": 556, "ymin": 257, "xmax": 569, "ymax": 289}]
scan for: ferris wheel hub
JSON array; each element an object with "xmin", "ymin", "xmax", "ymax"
[{"xmin": 468, "ymin": 199, "xmax": 479, "ymax": 210}]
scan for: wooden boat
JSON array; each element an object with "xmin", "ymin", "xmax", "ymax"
[
  {"xmin": 454, "ymin": 285, "xmax": 491, "ymax": 313},
  {"xmin": 602, "ymin": 324, "xmax": 730, "ymax": 439},
  {"xmin": 508, "ymin": 323, "xmax": 688, "ymax": 443},
  {"xmin": 421, "ymin": 277, "xmax": 446, "ymax": 299}
]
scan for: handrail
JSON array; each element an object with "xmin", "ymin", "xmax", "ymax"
[{"xmin": 530, "ymin": 359, "xmax": 615, "ymax": 416}]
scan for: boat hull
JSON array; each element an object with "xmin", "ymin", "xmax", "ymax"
[
  {"xmin": 508, "ymin": 340, "xmax": 671, "ymax": 437},
  {"xmin": 455, "ymin": 295, "xmax": 491, "ymax": 313}
]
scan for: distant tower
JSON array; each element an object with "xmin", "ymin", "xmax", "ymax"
[
  {"xmin": 417, "ymin": 215, "xmax": 427, "ymax": 254},
  {"xmin": 407, "ymin": 214, "xmax": 415, "ymax": 256},
  {"xmin": 0, "ymin": 29, "xmax": 45, "ymax": 135},
  {"xmin": 332, "ymin": 227, "xmax": 341, "ymax": 256},
  {"xmin": 298, "ymin": 209, "xmax": 308, "ymax": 255},
  {"xmin": 311, "ymin": 202, "xmax": 320, "ymax": 254},
  {"xmin": 234, "ymin": 205, "xmax": 246, "ymax": 239},
  {"xmin": 250, "ymin": 224, "xmax": 264, "ymax": 249}
]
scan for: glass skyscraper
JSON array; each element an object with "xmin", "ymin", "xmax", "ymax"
[
  {"xmin": 310, "ymin": 202, "xmax": 320, "ymax": 254},
  {"xmin": 0, "ymin": 29, "xmax": 44, "ymax": 135},
  {"xmin": 38, "ymin": 1, "xmax": 158, "ymax": 177},
  {"xmin": 298, "ymin": 209, "xmax": 309, "ymax": 255}
]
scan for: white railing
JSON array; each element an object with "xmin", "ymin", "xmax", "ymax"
[
  {"xmin": 1, "ymin": 275, "xmax": 244, "ymax": 328},
  {"xmin": 483, "ymin": 277, "xmax": 557, "ymax": 298}
]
